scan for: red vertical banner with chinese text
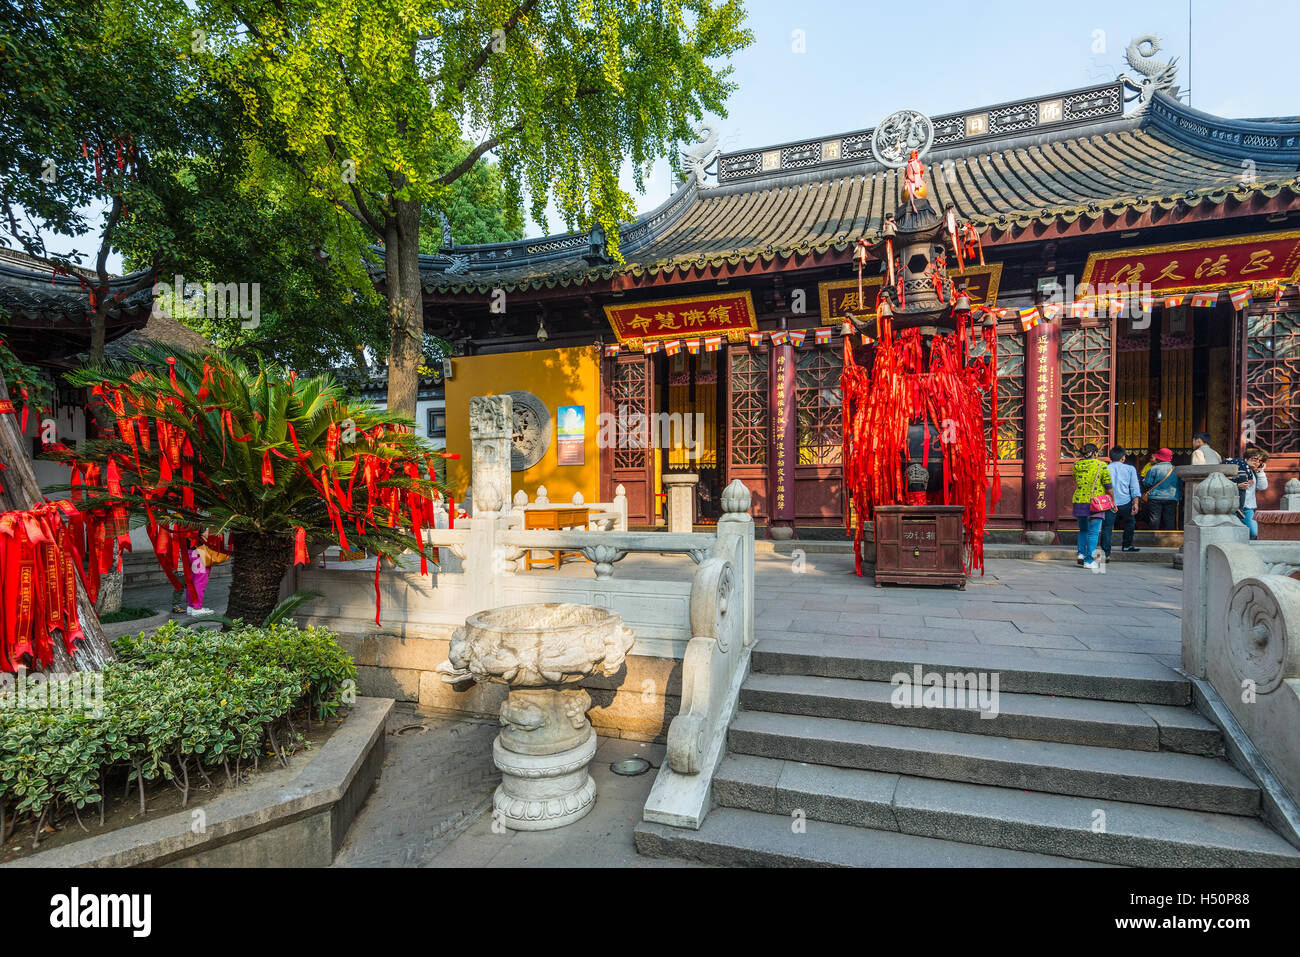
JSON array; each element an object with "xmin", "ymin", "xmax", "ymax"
[
  {"xmin": 769, "ymin": 343, "xmax": 796, "ymax": 525},
  {"xmin": 1024, "ymin": 321, "xmax": 1060, "ymax": 529}
]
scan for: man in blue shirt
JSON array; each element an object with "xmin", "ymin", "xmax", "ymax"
[{"xmin": 1100, "ymin": 446, "xmax": 1143, "ymax": 557}]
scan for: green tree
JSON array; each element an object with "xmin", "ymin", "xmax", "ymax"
[
  {"xmin": 116, "ymin": 144, "xmax": 391, "ymax": 379},
  {"xmin": 419, "ymin": 151, "xmax": 524, "ymax": 251},
  {"xmin": 191, "ymin": 0, "xmax": 752, "ymax": 417},
  {"xmin": 0, "ymin": 0, "xmax": 233, "ymax": 359}
]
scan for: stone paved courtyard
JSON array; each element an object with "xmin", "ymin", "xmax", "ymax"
[{"xmin": 306, "ymin": 552, "xmax": 1185, "ymax": 867}]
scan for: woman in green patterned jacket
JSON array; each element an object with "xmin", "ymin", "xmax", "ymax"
[{"xmin": 1072, "ymin": 443, "xmax": 1114, "ymax": 569}]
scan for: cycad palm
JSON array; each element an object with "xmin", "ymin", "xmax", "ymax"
[{"xmin": 61, "ymin": 344, "xmax": 439, "ymax": 624}]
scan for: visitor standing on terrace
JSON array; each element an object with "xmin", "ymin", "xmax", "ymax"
[
  {"xmin": 1100, "ymin": 446, "xmax": 1142, "ymax": 557},
  {"xmin": 1143, "ymin": 449, "xmax": 1181, "ymax": 531},
  {"xmin": 1072, "ymin": 443, "xmax": 1113, "ymax": 570}
]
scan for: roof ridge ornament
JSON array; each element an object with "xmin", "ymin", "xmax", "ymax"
[
  {"xmin": 871, "ymin": 109, "xmax": 934, "ymax": 169},
  {"xmin": 680, "ymin": 123, "xmax": 720, "ymax": 185},
  {"xmin": 1121, "ymin": 33, "xmax": 1180, "ymax": 113}
]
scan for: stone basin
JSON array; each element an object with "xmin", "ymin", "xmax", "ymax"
[
  {"xmin": 443, "ymin": 603, "xmax": 635, "ymax": 687},
  {"xmin": 436, "ymin": 602, "xmax": 636, "ymax": 830}
]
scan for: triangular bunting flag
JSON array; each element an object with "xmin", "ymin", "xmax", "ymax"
[
  {"xmin": 643, "ymin": 341, "xmax": 660, "ymax": 354},
  {"xmin": 814, "ymin": 327, "xmax": 832, "ymax": 345},
  {"xmin": 704, "ymin": 336, "xmax": 724, "ymax": 352},
  {"xmin": 788, "ymin": 330, "xmax": 806, "ymax": 346},
  {"xmin": 1018, "ymin": 307, "xmax": 1040, "ymax": 332},
  {"xmin": 684, "ymin": 338, "xmax": 701, "ymax": 355},
  {"xmin": 664, "ymin": 339, "xmax": 682, "ymax": 356},
  {"xmin": 1229, "ymin": 288, "xmax": 1252, "ymax": 310},
  {"xmin": 1190, "ymin": 291, "xmax": 1218, "ymax": 308},
  {"xmin": 769, "ymin": 331, "xmax": 790, "ymax": 346},
  {"xmin": 747, "ymin": 332, "xmax": 764, "ymax": 347},
  {"xmin": 603, "ymin": 343, "xmax": 621, "ymax": 357},
  {"xmin": 1163, "ymin": 295, "xmax": 1186, "ymax": 309}
]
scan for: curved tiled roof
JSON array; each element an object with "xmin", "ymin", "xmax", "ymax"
[{"xmin": 419, "ymin": 92, "xmax": 1300, "ymax": 296}]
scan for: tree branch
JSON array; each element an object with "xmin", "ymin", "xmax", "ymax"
[
  {"xmin": 433, "ymin": 130, "xmax": 518, "ymax": 186},
  {"xmin": 446, "ymin": 0, "xmax": 540, "ymax": 99}
]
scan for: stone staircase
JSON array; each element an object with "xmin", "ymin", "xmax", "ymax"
[{"xmin": 635, "ymin": 642, "xmax": 1300, "ymax": 867}]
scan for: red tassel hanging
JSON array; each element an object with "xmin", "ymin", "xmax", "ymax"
[
  {"xmin": 165, "ymin": 356, "xmax": 181, "ymax": 395},
  {"xmin": 261, "ymin": 449, "xmax": 275, "ymax": 485},
  {"xmin": 294, "ymin": 526, "xmax": 308, "ymax": 565}
]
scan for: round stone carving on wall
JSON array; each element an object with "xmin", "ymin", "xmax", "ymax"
[{"xmin": 507, "ymin": 390, "xmax": 552, "ymax": 471}]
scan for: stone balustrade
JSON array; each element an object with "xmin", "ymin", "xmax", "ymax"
[
  {"xmin": 1185, "ymin": 470, "xmax": 1300, "ymax": 843},
  {"xmin": 293, "ymin": 394, "xmax": 755, "ymax": 827},
  {"xmin": 509, "ymin": 485, "xmax": 629, "ymax": 531}
]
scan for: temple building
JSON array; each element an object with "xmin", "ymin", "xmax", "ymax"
[{"xmin": 407, "ymin": 61, "xmax": 1300, "ymax": 538}]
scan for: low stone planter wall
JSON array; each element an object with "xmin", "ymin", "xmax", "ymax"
[
  {"xmin": 338, "ymin": 630, "xmax": 680, "ymax": 742},
  {"xmin": 100, "ymin": 611, "xmax": 172, "ymax": 641},
  {"xmin": 4, "ymin": 697, "xmax": 392, "ymax": 868}
]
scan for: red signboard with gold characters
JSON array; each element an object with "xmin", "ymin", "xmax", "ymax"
[
  {"xmin": 1081, "ymin": 230, "xmax": 1300, "ymax": 294},
  {"xmin": 603, "ymin": 291, "xmax": 758, "ymax": 347}
]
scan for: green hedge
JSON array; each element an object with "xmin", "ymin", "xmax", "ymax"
[{"xmin": 0, "ymin": 622, "xmax": 356, "ymax": 841}]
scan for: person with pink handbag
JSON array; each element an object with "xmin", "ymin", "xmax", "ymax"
[{"xmin": 1071, "ymin": 442, "xmax": 1114, "ymax": 569}]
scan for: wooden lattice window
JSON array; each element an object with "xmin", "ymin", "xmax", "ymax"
[
  {"xmin": 1245, "ymin": 311, "xmax": 1300, "ymax": 455},
  {"xmin": 795, "ymin": 347, "xmax": 843, "ymax": 466},
  {"xmin": 728, "ymin": 348, "xmax": 767, "ymax": 466},
  {"xmin": 968, "ymin": 330, "xmax": 1026, "ymax": 460},
  {"xmin": 611, "ymin": 358, "xmax": 650, "ymax": 469},
  {"xmin": 1060, "ymin": 325, "xmax": 1112, "ymax": 459}
]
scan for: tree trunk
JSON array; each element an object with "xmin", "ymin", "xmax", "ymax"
[
  {"xmin": 224, "ymin": 532, "xmax": 294, "ymax": 626},
  {"xmin": 385, "ymin": 196, "xmax": 423, "ymax": 419},
  {"xmin": 0, "ymin": 371, "xmax": 114, "ymax": 670}
]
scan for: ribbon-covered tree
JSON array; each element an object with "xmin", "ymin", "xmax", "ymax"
[{"xmin": 58, "ymin": 345, "xmax": 442, "ymax": 625}]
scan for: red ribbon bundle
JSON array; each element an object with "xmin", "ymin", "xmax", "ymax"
[
  {"xmin": 0, "ymin": 501, "xmax": 96, "ymax": 672},
  {"xmin": 841, "ymin": 323, "xmax": 1001, "ymax": 576}
]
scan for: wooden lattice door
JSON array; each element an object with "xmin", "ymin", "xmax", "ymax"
[{"xmin": 602, "ymin": 352, "xmax": 654, "ymax": 525}]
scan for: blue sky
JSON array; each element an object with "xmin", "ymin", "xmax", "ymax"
[
  {"xmin": 49, "ymin": 0, "xmax": 1298, "ymax": 264},
  {"xmin": 595, "ymin": 0, "xmax": 1298, "ymax": 238}
]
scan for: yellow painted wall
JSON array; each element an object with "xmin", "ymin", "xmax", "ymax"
[{"xmin": 444, "ymin": 345, "xmax": 602, "ymax": 505}]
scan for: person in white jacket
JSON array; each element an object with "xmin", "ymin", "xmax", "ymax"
[{"xmin": 1239, "ymin": 449, "xmax": 1269, "ymax": 539}]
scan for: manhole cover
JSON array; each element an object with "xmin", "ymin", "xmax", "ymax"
[{"xmin": 610, "ymin": 757, "xmax": 652, "ymax": 776}]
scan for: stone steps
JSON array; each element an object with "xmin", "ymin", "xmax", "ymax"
[
  {"xmin": 751, "ymin": 642, "xmax": 1190, "ymax": 705},
  {"xmin": 727, "ymin": 710, "xmax": 1258, "ymax": 815},
  {"xmin": 633, "ymin": 806, "xmax": 1111, "ymax": 867},
  {"xmin": 707, "ymin": 755, "xmax": 1300, "ymax": 868},
  {"xmin": 740, "ymin": 672, "xmax": 1222, "ymax": 754},
  {"xmin": 636, "ymin": 639, "xmax": 1299, "ymax": 867}
]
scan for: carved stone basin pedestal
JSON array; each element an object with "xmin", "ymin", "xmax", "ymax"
[{"xmin": 437, "ymin": 603, "xmax": 635, "ymax": 830}]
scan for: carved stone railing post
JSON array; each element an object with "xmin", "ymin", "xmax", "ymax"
[
  {"xmin": 1284, "ymin": 478, "xmax": 1300, "ymax": 512},
  {"xmin": 644, "ymin": 479, "xmax": 754, "ymax": 829},
  {"xmin": 535, "ymin": 485, "xmax": 550, "ymax": 506},
  {"xmin": 663, "ymin": 473, "xmax": 699, "ymax": 533},
  {"xmin": 1203, "ymin": 548, "xmax": 1300, "ymax": 821},
  {"xmin": 1179, "ymin": 468, "xmax": 1248, "ymax": 678},
  {"xmin": 613, "ymin": 484, "xmax": 628, "ymax": 531}
]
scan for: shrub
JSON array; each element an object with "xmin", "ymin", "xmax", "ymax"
[{"xmin": 0, "ymin": 622, "xmax": 355, "ymax": 847}]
